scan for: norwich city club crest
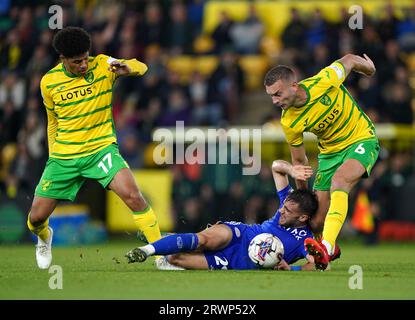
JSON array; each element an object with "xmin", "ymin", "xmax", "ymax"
[
  {"xmin": 320, "ymin": 94, "xmax": 332, "ymax": 106},
  {"xmin": 315, "ymin": 172, "xmax": 322, "ymax": 185},
  {"xmin": 41, "ymin": 180, "xmax": 52, "ymax": 191},
  {"xmin": 84, "ymin": 71, "xmax": 94, "ymax": 83}
]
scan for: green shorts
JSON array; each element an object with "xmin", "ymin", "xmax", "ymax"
[
  {"xmin": 35, "ymin": 144, "xmax": 129, "ymax": 201},
  {"xmin": 313, "ymin": 138, "xmax": 380, "ymax": 191}
]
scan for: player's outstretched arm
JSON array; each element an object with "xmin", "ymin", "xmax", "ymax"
[
  {"xmin": 271, "ymin": 160, "xmax": 313, "ymax": 191},
  {"xmin": 274, "ymin": 258, "xmax": 316, "ymax": 271},
  {"xmin": 108, "ymin": 59, "xmax": 148, "ymax": 76},
  {"xmin": 289, "ymin": 144, "xmax": 309, "ymax": 190},
  {"xmin": 337, "ymin": 53, "xmax": 376, "ymax": 78}
]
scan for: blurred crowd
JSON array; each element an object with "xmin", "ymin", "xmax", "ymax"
[
  {"xmin": 263, "ymin": 5, "xmax": 415, "ymax": 125},
  {"xmin": 0, "ymin": 0, "xmax": 414, "ymax": 233}
]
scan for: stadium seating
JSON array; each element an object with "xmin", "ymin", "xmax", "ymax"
[{"xmin": 238, "ymin": 55, "xmax": 270, "ymax": 91}]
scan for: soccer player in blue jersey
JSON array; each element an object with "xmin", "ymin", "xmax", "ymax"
[{"xmin": 126, "ymin": 160, "xmax": 328, "ymax": 271}]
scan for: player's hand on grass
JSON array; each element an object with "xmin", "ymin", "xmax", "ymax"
[
  {"xmin": 306, "ymin": 254, "xmax": 315, "ymax": 264},
  {"xmin": 108, "ymin": 61, "xmax": 131, "ymax": 75},
  {"xmin": 289, "ymin": 165, "xmax": 313, "ymax": 181},
  {"xmin": 274, "ymin": 259, "xmax": 291, "ymax": 271}
]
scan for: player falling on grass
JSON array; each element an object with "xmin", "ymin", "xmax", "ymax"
[
  {"xmin": 264, "ymin": 54, "xmax": 379, "ymax": 270},
  {"xmin": 27, "ymin": 26, "xmax": 162, "ymax": 269},
  {"xmin": 125, "ymin": 160, "xmax": 338, "ymax": 271}
]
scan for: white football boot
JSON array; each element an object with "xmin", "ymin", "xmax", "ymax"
[
  {"xmin": 36, "ymin": 227, "xmax": 53, "ymax": 269},
  {"xmin": 155, "ymin": 256, "xmax": 185, "ymax": 271}
]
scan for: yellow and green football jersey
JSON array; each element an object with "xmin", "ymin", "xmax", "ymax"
[
  {"xmin": 281, "ymin": 61, "xmax": 376, "ymax": 154},
  {"xmin": 40, "ymin": 54, "xmax": 147, "ymax": 159}
]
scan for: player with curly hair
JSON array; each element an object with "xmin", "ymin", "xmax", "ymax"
[{"xmin": 27, "ymin": 26, "xmax": 162, "ymax": 269}]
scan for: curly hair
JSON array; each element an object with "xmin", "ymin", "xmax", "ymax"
[
  {"xmin": 52, "ymin": 26, "xmax": 91, "ymax": 58},
  {"xmin": 286, "ymin": 189, "xmax": 318, "ymax": 218}
]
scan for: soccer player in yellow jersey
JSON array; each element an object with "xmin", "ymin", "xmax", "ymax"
[
  {"xmin": 27, "ymin": 26, "xmax": 162, "ymax": 269},
  {"xmin": 264, "ymin": 53, "xmax": 379, "ymax": 270}
]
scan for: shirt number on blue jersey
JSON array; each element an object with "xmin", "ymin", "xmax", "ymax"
[
  {"xmin": 214, "ymin": 256, "xmax": 229, "ymax": 270},
  {"xmin": 98, "ymin": 153, "xmax": 113, "ymax": 174}
]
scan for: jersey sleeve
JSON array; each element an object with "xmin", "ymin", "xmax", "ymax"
[
  {"xmin": 316, "ymin": 61, "xmax": 346, "ymax": 89},
  {"xmin": 102, "ymin": 54, "xmax": 148, "ymax": 78},
  {"xmin": 120, "ymin": 58, "xmax": 148, "ymax": 76},
  {"xmin": 277, "ymin": 185, "xmax": 293, "ymax": 209},
  {"xmin": 95, "ymin": 54, "xmax": 148, "ymax": 82},
  {"xmin": 40, "ymin": 77, "xmax": 57, "ymax": 155},
  {"xmin": 299, "ymin": 245, "xmax": 308, "ymax": 258},
  {"xmin": 281, "ymin": 121, "xmax": 304, "ymax": 147},
  {"xmin": 271, "ymin": 185, "xmax": 292, "ymax": 223},
  {"xmin": 287, "ymin": 243, "xmax": 308, "ymax": 265},
  {"xmin": 94, "ymin": 54, "xmax": 116, "ymax": 82}
]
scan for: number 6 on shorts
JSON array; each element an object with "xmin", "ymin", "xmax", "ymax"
[{"xmin": 354, "ymin": 143, "xmax": 365, "ymax": 155}]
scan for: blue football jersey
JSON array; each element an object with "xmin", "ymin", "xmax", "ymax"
[
  {"xmin": 204, "ymin": 185, "xmax": 313, "ymax": 270},
  {"xmin": 259, "ymin": 185, "xmax": 313, "ymax": 264}
]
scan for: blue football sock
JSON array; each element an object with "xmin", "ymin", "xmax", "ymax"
[{"xmin": 152, "ymin": 233, "xmax": 199, "ymax": 255}]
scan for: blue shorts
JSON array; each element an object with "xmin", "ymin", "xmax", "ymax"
[{"xmin": 204, "ymin": 221, "xmax": 258, "ymax": 270}]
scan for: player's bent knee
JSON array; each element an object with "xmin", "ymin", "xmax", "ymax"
[
  {"xmin": 28, "ymin": 208, "xmax": 48, "ymax": 226},
  {"xmin": 196, "ymin": 233, "xmax": 209, "ymax": 249},
  {"xmin": 331, "ymin": 170, "xmax": 357, "ymax": 191},
  {"xmin": 331, "ymin": 175, "xmax": 348, "ymax": 191},
  {"xmin": 198, "ymin": 232, "xmax": 222, "ymax": 251},
  {"xmin": 29, "ymin": 204, "xmax": 53, "ymax": 226},
  {"xmin": 198, "ymin": 228, "xmax": 230, "ymax": 251}
]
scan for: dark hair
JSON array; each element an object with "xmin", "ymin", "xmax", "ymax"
[
  {"xmin": 286, "ymin": 189, "xmax": 318, "ymax": 218},
  {"xmin": 264, "ymin": 65, "xmax": 295, "ymax": 86},
  {"xmin": 52, "ymin": 26, "xmax": 91, "ymax": 58}
]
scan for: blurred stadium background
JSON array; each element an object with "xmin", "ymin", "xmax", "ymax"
[{"xmin": 0, "ymin": 0, "xmax": 415, "ymax": 249}]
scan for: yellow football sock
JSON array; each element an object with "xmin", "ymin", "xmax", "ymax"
[
  {"xmin": 27, "ymin": 213, "xmax": 50, "ymax": 241},
  {"xmin": 322, "ymin": 190, "xmax": 349, "ymax": 248},
  {"xmin": 132, "ymin": 206, "xmax": 161, "ymax": 243}
]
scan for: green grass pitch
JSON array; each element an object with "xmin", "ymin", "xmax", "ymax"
[{"xmin": 1, "ymin": 239, "xmax": 414, "ymax": 300}]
